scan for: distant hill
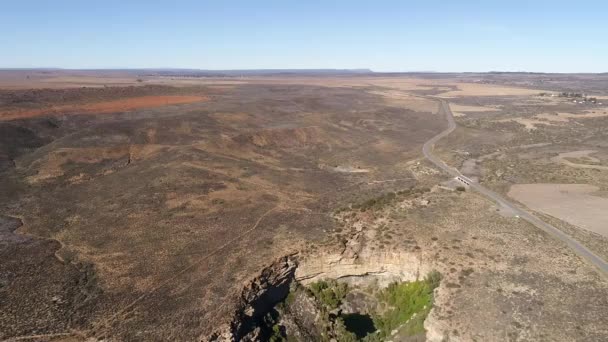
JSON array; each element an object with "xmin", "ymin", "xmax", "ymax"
[{"xmin": 137, "ymin": 69, "xmax": 374, "ymax": 77}]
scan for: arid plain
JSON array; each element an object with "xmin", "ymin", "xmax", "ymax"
[{"xmin": 1, "ymin": 70, "xmax": 607, "ymax": 341}]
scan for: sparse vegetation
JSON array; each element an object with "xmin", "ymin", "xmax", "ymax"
[
  {"xmin": 273, "ymin": 272, "xmax": 443, "ymax": 341},
  {"xmin": 308, "ymin": 279, "xmax": 349, "ymax": 310},
  {"xmin": 4, "ymin": 71, "xmax": 608, "ymax": 341},
  {"xmin": 269, "ymin": 323, "xmax": 286, "ymax": 342},
  {"xmin": 371, "ymin": 271, "xmax": 441, "ymax": 339},
  {"xmin": 349, "ymin": 187, "xmax": 432, "ymax": 213}
]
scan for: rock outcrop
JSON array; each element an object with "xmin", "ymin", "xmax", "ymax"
[
  {"xmin": 296, "ymin": 243, "xmax": 430, "ymax": 287},
  {"xmin": 207, "ymin": 256, "xmax": 297, "ymax": 341},
  {"xmin": 207, "ymin": 235, "xmax": 436, "ymax": 341}
]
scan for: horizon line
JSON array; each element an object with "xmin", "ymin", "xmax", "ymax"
[{"xmin": 0, "ymin": 67, "xmax": 607, "ymax": 75}]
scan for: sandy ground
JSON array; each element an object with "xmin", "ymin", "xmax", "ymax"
[
  {"xmin": 437, "ymin": 82, "xmax": 542, "ymax": 97},
  {"xmin": 551, "ymin": 150, "xmax": 608, "ymax": 171},
  {"xmin": 332, "ymin": 165, "xmax": 370, "ymax": 173},
  {"xmin": 538, "ymin": 108, "xmax": 608, "ymax": 121},
  {"xmin": 496, "ymin": 117, "xmax": 557, "ymax": 130},
  {"xmin": 251, "ymin": 77, "xmax": 548, "ymax": 98},
  {"xmin": 0, "ymin": 95, "xmax": 207, "ymax": 121},
  {"xmin": 449, "ymin": 104, "xmax": 500, "ymax": 117},
  {"xmin": 0, "ymin": 71, "xmax": 551, "ymax": 99},
  {"xmin": 367, "ymin": 90, "xmax": 439, "ymax": 113},
  {"xmin": 508, "ymin": 183, "xmax": 608, "ymax": 238},
  {"xmin": 496, "ymin": 108, "xmax": 608, "ymax": 130}
]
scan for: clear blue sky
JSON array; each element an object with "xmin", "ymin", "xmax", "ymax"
[{"xmin": 1, "ymin": 0, "xmax": 607, "ymax": 72}]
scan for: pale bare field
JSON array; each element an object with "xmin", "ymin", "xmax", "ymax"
[
  {"xmin": 449, "ymin": 103, "xmax": 501, "ymax": 117},
  {"xmin": 275, "ymin": 77, "xmax": 547, "ymax": 98},
  {"xmin": 437, "ymin": 82, "xmax": 543, "ymax": 97},
  {"xmin": 537, "ymin": 108, "xmax": 608, "ymax": 122},
  {"xmin": 1, "ymin": 73, "xmax": 549, "ymax": 101},
  {"xmin": 508, "ymin": 183, "xmax": 608, "ymax": 238},
  {"xmin": 534, "ymin": 113, "xmax": 571, "ymax": 122},
  {"xmin": 551, "ymin": 150, "xmax": 608, "ymax": 171},
  {"xmin": 494, "ymin": 107, "xmax": 608, "ymax": 130},
  {"xmin": 213, "ymin": 76, "xmax": 450, "ymax": 92},
  {"xmin": 353, "ymin": 77, "xmax": 451, "ymax": 91},
  {"xmin": 367, "ymin": 90, "xmax": 439, "ymax": 113},
  {"xmin": 496, "ymin": 117, "xmax": 557, "ymax": 130}
]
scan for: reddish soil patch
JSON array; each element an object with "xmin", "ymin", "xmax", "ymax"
[{"xmin": 0, "ymin": 95, "xmax": 207, "ymax": 121}]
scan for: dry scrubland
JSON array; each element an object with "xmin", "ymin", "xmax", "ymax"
[
  {"xmin": 435, "ymin": 76, "xmax": 608, "ymax": 261},
  {"xmin": 0, "ymin": 71, "xmax": 607, "ymax": 341}
]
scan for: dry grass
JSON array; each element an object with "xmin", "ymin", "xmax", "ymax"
[
  {"xmin": 492, "ymin": 107, "xmax": 608, "ymax": 130},
  {"xmin": 450, "ymin": 104, "xmax": 501, "ymax": 117},
  {"xmin": 0, "ymin": 95, "xmax": 207, "ymax": 121},
  {"xmin": 437, "ymin": 82, "xmax": 543, "ymax": 97},
  {"xmin": 536, "ymin": 108, "xmax": 608, "ymax": 122},
  {"xmin": 367, "ymin": 90, "xmax": 439, "ymax": 113},
  {"xmin": 495, "ymin": 117, "xmax": 558, "ymax": 130}
]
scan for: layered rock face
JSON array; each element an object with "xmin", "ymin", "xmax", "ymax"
[
  {"xmin": 207, "ymin": 245, "xmax": 439, "ymax": 341},
  {"xmin": 296, "ymin": 249, "xmax": 428, "ymax": 287},
  {"xmin": 296, "ymin": 224, "xmax": 432, "ymax": 287}
]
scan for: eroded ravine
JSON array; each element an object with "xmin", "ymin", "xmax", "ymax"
[{"xmin": 208, "ymin": 225, "xmax": 442, "ymax": 341}]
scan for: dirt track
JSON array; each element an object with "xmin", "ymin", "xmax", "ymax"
[
  {"xmin": 551, "ymin": 150, "xmax": 608, "ymax": 171},
  {"xmin": 422, "ymin": 99, "xmax": 608, "ymax": 277}
]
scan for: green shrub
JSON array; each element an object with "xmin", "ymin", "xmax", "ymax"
[
  {"xmin": 308, "ymin": 279, "xmax": 349, "ymax": 310},
  {"xmin": 285, "ymin": 291, "xmax": 296, "ymax": 306},
  {"xmin": 371, "ymin": 271, "xmax": 441, "ymax": 338},
  {"xmin": 269, "ymin": 323, "xmax": 285, "ymax": 342}
]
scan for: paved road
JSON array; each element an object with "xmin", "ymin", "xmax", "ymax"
[{"xmin": 423, "ymin": 100, "xmax": 608, "ymax": 277}]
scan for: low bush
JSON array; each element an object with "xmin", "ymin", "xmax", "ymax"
[
  {"xmin": 371, "ymin": 271, "xmax": 442, "ymax": 338},
  {"xmin": 308, "ymin": 279, "xmax": 349, "ymax": 310}
]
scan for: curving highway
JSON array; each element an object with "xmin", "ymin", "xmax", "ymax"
[{"xmin": 423, "ymin": 100, "xmax": 608, "ymax": 277}]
